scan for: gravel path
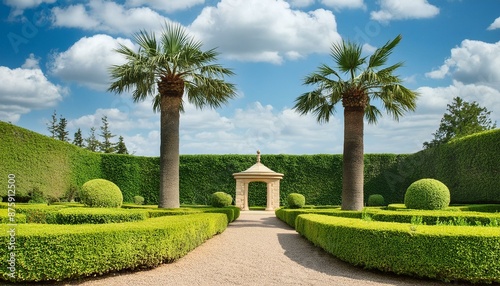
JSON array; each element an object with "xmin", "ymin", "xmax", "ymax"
[{"xmin": 53, "ymin": 211, "xmax": 471, "ymax": 286}]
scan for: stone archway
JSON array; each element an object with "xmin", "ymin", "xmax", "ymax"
[{"xmin": 233, "ymin": 151, "xmax": 284, "ymax": 211}]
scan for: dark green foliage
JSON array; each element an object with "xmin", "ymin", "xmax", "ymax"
[
  {"xmin": 210, "ymin": 192, "xmax": 232, "ymax": 207},
  {"xmin": 115, "ymin": 136, "xmax": 128, "ymax": 154},
  {"xmin": 80, "ymin": 179, "xmax": 123, "ymax": 208},
  {"xmin": 72, "ymin": 128, "xmax": 85, "ymax": 148},
  {"xmin": 85, "ymin": 127, "xmax": 100, "ymax": 152},
  {"xmin": 367, "ymin": 194, "xmax": 385, "ymax": 206},
  {"xmin": 46, "ymin": 110, "xmax": 58, "ymax": 139},
  {"xmin": 56, "ymin": 116, "xmax": 69, "ymax": 142},
  {"xmin": 133, "ymin": 195, "xmax": 145, "ymax": 205},
  {"xmin": 423, "ymin": 97, "xmax": 496, "ymax": 149},
  {"xmin": 99, "ymin": 116, "xmax": 116, "ymax": 153},
  {"xmin": 294, "ymin": 214, "xmax": 500, "ymax": 284},
  {"xmin": 28, "ymin": 187, "xmax": 47, "ymax": 204},
  {"xmin": 287, "ymin": 193, "xmax": 305, "ymax": 208},
  {"xmin": 0, "ymin": 214, "xmax": 227, "ymax": 282},
  {"xmin": 404, "ymin": 179, "xmax": 450, "ymax": 210},
  {"xmin": 2, "ymin": 122, "xmax": 499, "ymax": 206}
]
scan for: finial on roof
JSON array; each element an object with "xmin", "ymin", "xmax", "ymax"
[{"xmin": 257, "ymin": 150, "xmax": 261, "ymax": 163}]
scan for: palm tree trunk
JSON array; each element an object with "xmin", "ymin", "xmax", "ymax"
[
  {"xmin": 342, "ymin": 107, "xmax": 364, "ymax": 210},
  {"xmin": 159, "ymin": 95, "xmax": 181, "ymax": 208}
]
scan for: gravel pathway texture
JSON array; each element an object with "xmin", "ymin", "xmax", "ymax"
[{"xmin": 50, "ymin": 211, "xmax": 471, "ymax": 286}]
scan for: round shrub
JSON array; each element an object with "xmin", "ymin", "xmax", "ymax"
[
  {"xmin": 404, "ymin": 178, "xmax": 450, "ymax": 210},
  {"xmin": 367, "ymin": 194, "xmax": 385, "ymax": 206},
  {"xmin": 80, "ymin": 179, "xmax": 123, "ymax": 208},
  {"xmin": 133, "ymin": 195, "xmax": 145, "ymax": 205},
  {"xmin": 287, "ymin": 193, "xmax": 305, "ymax": 209},
  {"xmin": 210, "ymin": 192, "xmax": 232, "ymax": 207}
]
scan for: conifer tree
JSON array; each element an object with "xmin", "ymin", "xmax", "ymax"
[
  {"xmin": 47, "ymin": 110, "xmax": 58, "ymax": 139},
  {"xmin": 115, "ymin": 136, "xmax": 129, "ymax": 154},
  {"xmin": 56, "ymin": 115, "xmax": 70, "ymax": 142},
  {"xmin": 73, "ymin": 128, "xmax": 85, "ymax": 147},
  {"xmin": 85, "ymin": 127, "xmax": 100, "ymax": 152},
  {"xmin": 99, "ymin": 116, "xmax": 116, "ymax": 153}
]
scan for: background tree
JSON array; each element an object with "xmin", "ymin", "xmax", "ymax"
[
  {"xmin": 423, "ymin": 97, "xmax": 497, "ymax": 148},
  {"xmin": 47, "ymin": 110, "xmax": 58, "ymax": 139},
  {"xmin": 56, "ymin": 115, "xmax": 69, "ymax": 142},
  {"xmin": 115, "ymin": 136, "xmax": 129, "ymax": 154},
  {"xmin": 109, "ymin": 23, "xmax": 236, "ymax": 208},
  {"xmin": 99, "ymin": 116, "xmax": 116, "ymax": 153},
  {"xmin": 73, "ymin": 128, "xmax": 85, "ymax": 147},
  {"xmin": 85, "ymin": 127, "xmax": 100, "ymax": 152},
  {"xmin": 294, "ymin": 35, "xmax": 418, "ymax": 210}
]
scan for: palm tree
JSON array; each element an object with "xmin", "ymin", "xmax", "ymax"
[
  {"xmin": 294, "ymin": 35, "xmax": 418, "ymax": 210},
  {"xmin": 108, "ymin": 23, "xmax": 237, "ymax": 208}
]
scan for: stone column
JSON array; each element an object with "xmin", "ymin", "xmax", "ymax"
[{"xmin": 266, "ymin": 182, "xmax": 272, "ymax": 211}]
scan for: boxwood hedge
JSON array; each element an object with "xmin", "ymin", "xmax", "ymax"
[
  {"xmin": 0, "ymin": 213, "xmax": 228, "ymax": 282},
  {"xmin": 1, "ymin": 122, "xmax": 499, "ymax": 206},
  {"xmin": 295, "ymin": 214, "xmax": 500, "ymax": 283}
]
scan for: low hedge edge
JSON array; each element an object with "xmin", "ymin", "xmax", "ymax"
[
  {"xmin": 0, "ymin": 213, "xmax": 228, "ymax": 282},
  {"xmin": 295, "ymin": 214, "xmax": 500, "ymax": 283}
]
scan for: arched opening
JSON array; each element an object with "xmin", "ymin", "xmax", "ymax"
[{"xmin": 248, "ymin": 181, "xmax": 267, "ymax": 209}]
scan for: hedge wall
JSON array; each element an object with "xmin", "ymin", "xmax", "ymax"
[
  {"xmin": 388, "ymin": 129, "xmax": 500, "ymax": 204},
  {"xmin": 1, "ymin": 121, "xmax": 498, "ymax": 206}
]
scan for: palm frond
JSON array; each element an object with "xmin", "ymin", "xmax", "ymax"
[
  {"xmin": 331, "ymin": 40, "xmax": 365, "ymax": 77},
  {"xmin": 368, "ymin": 34, "xmax": 402, "ymax": 69}
]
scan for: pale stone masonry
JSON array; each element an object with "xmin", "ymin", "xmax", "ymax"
[{"xmin": 233, "ymin": 150, "xmax": 284, "ymax": 211}]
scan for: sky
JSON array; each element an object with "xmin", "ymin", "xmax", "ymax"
[{"xmin": 0, "ymin": 0, "xmax": 499, "ymax": 156}]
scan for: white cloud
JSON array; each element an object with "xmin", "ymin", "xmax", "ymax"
[
  {"xmin": 321, "ymin": 0, "xmax": 365, "ymax": 10},
  {"xmin": 125, "ymin": 0, "xmax": 205, "ymax": 13},
  {"xmin": 487, "ymin": 16, "xmax": 500, "ymax": 30},
  {"xmin": 425, "ymin": 63, "xmax": 449, "ymax": 79},
  {"xmin": 0, "ymin": 56, "xmax": 66, "ymax": 123},
  {"xmin": 51, "ymin": 5, "xmax": 100, "ymax": 30},
  {"xmin": 48, "ymin": 34, "xmax": 136, "ymax": 91},
  {"xmin": 51, "ymin": 0, "xmax": 170, "ymax": 35},
  {"xmin": 362, "ymin": 43, "xmax": 377, "ymax": 54},
  {"xmin": 414, "ymin": 80, "xmax": 500, "ymax": 134},
  {"xmin": 3, "ymin": 0, "xmax": 56, "ymax": 17},
  {"xmin": 370, "ymin": 0, "xmax": 439, "ymax": 23},
  {"xmin": 426, "ymin": 40, "xmax": 500, "ymax": 89},
  {"xmin": 189, "ymin": 0, "xmax": 341, "ymax": 64}
]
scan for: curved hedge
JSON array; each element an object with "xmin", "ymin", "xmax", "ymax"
[
  {"xmin": 295, "ymin": 214, "xmax": 500, "ymax": 283},
  {"xmin": 0, "ymin": 213, "xmax": 227, "ymax": 282}
]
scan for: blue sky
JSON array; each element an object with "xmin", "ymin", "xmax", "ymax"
[{"xmin": 1, "ymin": 0, "xmax": 499, "ymax": 156}]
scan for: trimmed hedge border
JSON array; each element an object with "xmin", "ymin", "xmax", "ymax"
[
  {"xmin": 294, "ymin": 214, "xmax": 500, "ymax": 283},
  {"xmin": 0, "ymin": 213, "xmax": 228, "ymax": 282},
  {"xmin": 275, "ymin": 207, "xmax": 362, "ymax": 228}
]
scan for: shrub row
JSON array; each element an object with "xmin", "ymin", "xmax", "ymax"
[
  {"xmin": 0, "ymin": 209, "xmax": 26, "ymax": 224},
  {"xmin": 2, "ymin": 122, "xmax": 499, "ymax": 206},
  {"xmin": 295, "ymin": 214, "xmax": 500, "ymax": 283},
  {"xmin": 1, "ymin": 204, "xmax": 239, "ymax": 225},
  {"xmin": 275, "ymin": 207, "xmax": 362, "ymax": 228},
  {"xmin": 365, "ymin": 209, "xmax": 500, "ymax": 226},
  {"xmin": 0, "ymin": 213, "xmax": 228, "ymax": 282}
]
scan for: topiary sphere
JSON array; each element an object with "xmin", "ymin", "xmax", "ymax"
[
  {"xmin": 287, "ymin": 193, "xmax": 305, "ymax": 209},
  {"xmin": 80, "ymin": 179, "xmax": 123, "ymax": 208},
  {"xmin": 367, "ymin": 194, "xmax": 386, "ymax": 206},
  {"xmin": 210, "ymin": 192, "xmax": 232, "ymax": 207},
  {"xmin": 404, "ymin": 178, "xmax": 450, "ymax": 210}
]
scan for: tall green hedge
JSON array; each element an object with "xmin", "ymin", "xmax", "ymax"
[
  {"xmin": 1, "ymin": 121, "xmax": 498, "ymax": 206},
  {"xmin": 388, "ymin": 129, "xmax": 500, "ymax": 204}
]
